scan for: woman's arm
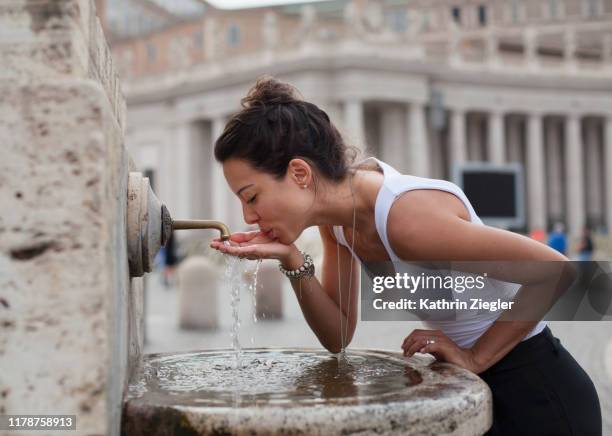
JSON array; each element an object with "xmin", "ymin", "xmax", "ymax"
[
  {"xmin": 210, "ymin": 228, "xmax": 360, "ymax": 353},
  {"xmin": 389, "ymin": 189, "xmax": 576, "ymax": 373},
  {"xmin": 279, "ymin": 225, "xmax": 360, "ymax": 353}
]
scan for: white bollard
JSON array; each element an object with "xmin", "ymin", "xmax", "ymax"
[
  {"xmin": 177, "ymin": 256, "xmax": 218, "ymax": 329},
  {"xmin": 255, "ymin": 261, "xmax": 283, "ymax": 320}
]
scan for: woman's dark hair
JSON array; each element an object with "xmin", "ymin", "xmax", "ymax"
[{"xmin": 214, "ymin": 76, "xmax": 360, "ymax": 188}]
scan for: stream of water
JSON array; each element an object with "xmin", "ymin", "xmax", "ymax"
[{"xmin": 222, "ymin": 242, "xmax": 262, "ymax": 369}]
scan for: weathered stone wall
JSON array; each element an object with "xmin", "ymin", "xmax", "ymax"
[{"xmin": 0, "ymin": 1, "xmax": 139, "ymax": 435}]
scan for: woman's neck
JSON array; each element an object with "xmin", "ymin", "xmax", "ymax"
[{"xmin": 307, "ymin": 168, "xmax": 382, "ymax": 230}]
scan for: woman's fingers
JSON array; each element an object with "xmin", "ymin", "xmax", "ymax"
[
  {"xmin": 402, "ymin": 330, "xmax": 445, "ymax": 356},
  {"xmin": 214, "ymin": 242, "xmax": 261, "ymax": 259},
  {"xmin": 420, "ymin": 342, "xmax": 444, "ymax": 358},
  {"xmin": 229, "ymin": 231, "xmax": 261, "ymax": 243},
  {"xmin": 404, "ymin": 339, "xmax": 429, "ymax": 357},
  {"xmin": 210, "ymin": 231, "xmax": 261, "ymax": 248}
]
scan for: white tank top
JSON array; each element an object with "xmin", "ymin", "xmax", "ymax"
[{"xmin": 332, "ymin": 157, "xmax": 547, "ymax": 348}]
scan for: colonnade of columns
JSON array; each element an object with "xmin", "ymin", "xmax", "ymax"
[{"xmin": 335, "ymin": 98, "xmax": 612, "ymax": 236}]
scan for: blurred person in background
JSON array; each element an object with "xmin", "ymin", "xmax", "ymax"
[
  {"xmin": 548, "ymin": 222, "xmax": 567, "ymax": 255},
  {"xmin": 529, "ymin": 228, "xmax": 547, "ymax": 243},
  {"xmin": 575, "ymin": 226, "xmax": 595, "ymax": 261},
  {"xmin": 162, "ymin": 232, "xmax": 180, "ymax": 288}
]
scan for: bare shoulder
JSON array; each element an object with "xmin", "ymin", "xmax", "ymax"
[
  {"xmin": 388, "ymin": 189, "xmax": 470, "ymax": 231},
  {"xmin": 385, "ymin": 189, "xmax": 466, "ymax": 259},
  {"xmin": 386, "ymin": 189, "xmax": 565, "ymax": 261}
]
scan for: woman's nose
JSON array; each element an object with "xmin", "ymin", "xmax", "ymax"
[{"xmin": 242, "ymin": 203, "xmax": 259, "ymax": 225}]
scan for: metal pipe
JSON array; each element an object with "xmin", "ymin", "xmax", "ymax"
[{"xmin": 172, "ymin": 219, "xmax": 231, "ymax": 241}]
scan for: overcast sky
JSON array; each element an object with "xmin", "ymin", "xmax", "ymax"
[{"xmin": 206, "ymin": 0, "xmax": 328, "ymax": 9}]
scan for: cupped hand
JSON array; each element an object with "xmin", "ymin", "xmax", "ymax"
[
  {"xmin": 210, "ymin": 230, "xmax": 296, "ymax": 262},
  {"xmin": 401, "ymin": 329, "xmax": 484, "ymax": 374}
]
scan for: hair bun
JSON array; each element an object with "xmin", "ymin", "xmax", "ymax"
[{"xmin": 241, "ymin": 75, "xmax": 302, "ymax": 108}]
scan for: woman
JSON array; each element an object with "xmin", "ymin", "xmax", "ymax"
[{"xmin": 209, "ymin": 76, "xmax": 602, "ymax": 435}]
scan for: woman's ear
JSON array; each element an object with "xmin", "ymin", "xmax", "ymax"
[{"xmin": 287, "ymin": 158, "xmax": 312, "ymax": 186}]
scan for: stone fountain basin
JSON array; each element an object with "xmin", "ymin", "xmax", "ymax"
[{"xmin": 122, "ymin": 348, "xmax": 492, "ymax": 435}]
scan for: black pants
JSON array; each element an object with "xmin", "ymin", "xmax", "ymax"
[{"xmin": 479, "ymin": 326, "xmax": 602, "ymax": 436}]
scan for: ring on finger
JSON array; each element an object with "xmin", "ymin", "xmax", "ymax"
[{"xmin": 425, "ymin": 339, "xmax": 436, "ymax": 345}]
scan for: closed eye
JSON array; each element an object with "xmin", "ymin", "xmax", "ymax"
[{"xmin": 247, "ymin": 194, "xmax": 257, "ymax": 204}]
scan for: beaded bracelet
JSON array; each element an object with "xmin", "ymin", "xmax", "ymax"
[{"xmin": 278, "ymin": 251, "xmax": 315, "ymax": 280}]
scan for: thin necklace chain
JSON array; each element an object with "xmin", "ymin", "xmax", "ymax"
[{"xmin": 336, "ymin": 171, "xmax": 357, "ymax": 353}]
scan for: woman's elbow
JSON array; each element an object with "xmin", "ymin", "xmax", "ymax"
[{"xmin": 319, "ymin": 332, "xmax": 355, "ymax": 354}]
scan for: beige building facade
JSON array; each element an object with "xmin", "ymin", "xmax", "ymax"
[{"xmin": 106, "ymin": 0, "xmax": 612, "ymax": 237}]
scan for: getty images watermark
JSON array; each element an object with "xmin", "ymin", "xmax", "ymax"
[{"xmin": 360, "ymin": 261, "xmax": 612, "ymax": 322}]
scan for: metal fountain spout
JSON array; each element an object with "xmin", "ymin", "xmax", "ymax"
[{"xmin": 127, "ymin": 172, "xmax": 230, "ymax": 277}]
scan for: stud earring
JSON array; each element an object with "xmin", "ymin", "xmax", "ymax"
[{"xmin": 302, "ymin": 185, "xmax": 307, "ymax": 189}]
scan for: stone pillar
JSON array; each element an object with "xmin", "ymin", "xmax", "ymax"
[
  {"xmin": 211, "ymin": 116, "xmax": 230, "ymax": 226},
  {"xmin": 450, "ymin": 108, "xmax": 467, "ymax": 175},
  {"xmin": 408, "ymin": 102, "xmax": 429, "ymax": 177},
  {"xmin": 380, "ymin": 105, "xmax": 407, "ymax": 173},
  {"xmin": 170, "ymin": 122, "xmax": 193, "ymax": 221},
  {"xmin": 488, "ymin": 110, "xmax": 505, "ymax": 164},
  {"xmin": 565, "ymin": 113, "xmax": 585, "ymax": 236},
  {"xmin": 506, "ymin": 115, "xmax": 523, "ymax": 163},
  {"xmin": 605, "ymin": 117, "xmax": 612, "ymax": 233},
  {"xmin": 527, "ymin": 113, "xmax": 547, "ymax": 231},
  {"xmin": 344, "ymin": 99, "xmax": 367, "ymax": 153},
  {"xmin": 467, "ymin": 113, "xmax": 484, "ymax": 161},
  {"xmin": 545, "ymin": 118, "xmax": 564, "ymax": 222},
  {"xmin": 0, "ymin": 1, "xmax": 135, "ymax": 434},
  {"xmin": 585, "ymin": 119, "xmax": 603, "ymax": 227},
  {"xmin": 429, "ymin": 117, "xmax": 446, "ymax": 179}
]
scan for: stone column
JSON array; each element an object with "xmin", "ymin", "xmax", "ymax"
[
  {"xmin": 605, "ymin": 117, "xmax": 612, "ymax": 233},
  {"xmin": 211, "ymin": 117, "xmax": 229, "ymax": 225},
  {"xmin": 488, "ymin": 110, "xmax": 505, "ymax": 164},
  {"xmin": 344, "ymin": 99, "xmax": 367, "ymax": 153},
  {"xmin": 585, "ymin": 119, "xmax": 603, "ymax": 226},
  {"xmin": 380, "ymin": 105, "xmax": 407, "ymax": 172},
  {"xmin": 506, "ymin": 115, "xmax": 523, "ymax": 163},
  {"xmin": 429, "ymin": 117, "xmax": 446, "ymax": 179},
  {"xmin": 545, "ymin": 118, "xmax": 564, "ymax": 222},
  {"xmin": 170, "ymin": 122, "xmax": 193, "ymax": 221},
  {"xmin": 467, "ymin": 113, "xmax": 484, "ymax": 161},
  {"xmin": 450, "ymin": 108, "xmax": 467, "ymax": 176},
  {"xmin": 527, "ymin": 112, "xmax": 547, "ymax": 230},
  {"xmin": 565, "ymin": 113, "xmax": 585, "ymax": 236},
  {"xmin": 408, "ymin": 102, "xmax": 429, "ymax": 177}
]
